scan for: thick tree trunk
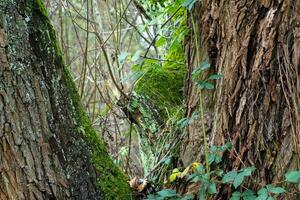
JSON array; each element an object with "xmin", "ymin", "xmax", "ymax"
[
  {"xmin": 183, "ymin": 0, "xmax": 299, "ymax": 197},
  {"xmin": 0, "ymin": 0, "xmax": 131, "ymax": 199}
]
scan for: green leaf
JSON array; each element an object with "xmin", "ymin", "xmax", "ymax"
[
  {"xmin": 222, "ymin": 171, "xmax": 238, "ymax": 183},
  {"xmin": 196, "ymin": 165, "xmax": 204, "ymax": 174},
  {"xmin": 208, "ymin": 74, "xmax": 224, "ymax": 80},
  {"xmin": 233, "ymin": 173, "xmax": 245, "ymax": 188},
  {"xmin": 230, "ymin": 191, "xmax": 241, "ymax": 200},
  {"xmin": 214, "ymin": 169, "xmax": 224, "ymax": 177},
  {"xmin": 242, "ymin": 190, "xmax": 256, "ymax": 200},
  {"xmin": 118, "ymin": 51, "xmax": 129, "ymax": 64},
  {"xmin": 181, "ymin": 194, "xmax": 194, "ymax": 200},
  {"xmin": 266, "ymin": 197, "xmax": 274, "ymax": 200},
  {"xmin": 199, "ymin": 182, "xmax": 207, "ymax": 200},
  {"xmin": 208, "ymin": 153, "xmax": 216, "ymax": 165},
  {"xmin": 240, "ymin": 166, "xmax": 256, "ymax": 176},
  {"xmin": 266, "ymin": 185, "xmax": 285, "ymax": 194},
  {"xmin": 157, "ymin": 189, "xmax": 178, "ymax": 197},
  {"xmin": 285, "ymin": 171, "xmax": 300, "ymax": 183},
  {"xmin": 182, "ymin": 0, "xmax": 197, "ymax": 10},
  {"xmin": 256, "ymin": 188, "xmax": 268, "ymax": 200},
  {"xmin": 197, "ymin": 81, "xmax": 215, "ymax": 90},
  {"xmin": 132, "ymin": 51, "xmax": 142, "ymax": 62},
  {"xmin": 298, "ymin": 183, "xmax": 300, "ymax": 190},
  {"xmin": 155, "ymin": 36, "xmax": 167, "ymax": 47},
  {"xmin": 208, "ymin": 182, "xmax": 217, "ymax": 194},
  {"xmin": 220, "ymin": 143, "xmax": 233, "ymax": 151},
  {"xmin": 200, "ymin": 61, "xmax": 210, "ymax": 71}
]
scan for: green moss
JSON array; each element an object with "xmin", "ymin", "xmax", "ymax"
[
  {"xmin": 134, "ymin": 62, "xmax": 185, "ymax": 118},
  {"xmin": 28, "ymin": 1, "xmax": 132, "ymax": 199},
  {"xmin": 62, "ymin": 68, "xmax": 132, "ymax": 200}
]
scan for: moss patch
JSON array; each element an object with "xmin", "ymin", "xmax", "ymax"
[{"xmin": 134, "ymin": 62, "xmax": 185, "ymax": 119}]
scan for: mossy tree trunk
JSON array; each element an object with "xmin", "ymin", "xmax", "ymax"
[
  {"xmin": 183, "ymin": 0, "xmax": 299, "ymax": 197},
  {"xmin": 0, "ymin": 0, "xmax": 131, "ymax": 199}
]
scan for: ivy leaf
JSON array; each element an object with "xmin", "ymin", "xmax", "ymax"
[
  {"xmin": 285, "ymin": 171, "xmax": 300, "ymax": 183},
  {"xmin": 157, "ymin": 189, "xmax": 178, "ymax": 197},
  {"xmin": 208, "ymin": 74, "xmax": 223, "ymax": 80},
  {"xmin": 233, "ymin": 173, "xmax": 245, "ymax": 188},
  {"xmin": 222, "ymin": 171, "xmax": 238, "ymax": 183},
  {"xmin": 208, "ymin": 182, "xmax": 217, "ymax": 194}
]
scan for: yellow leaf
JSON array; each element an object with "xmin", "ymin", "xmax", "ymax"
[
  {"xmin": 172, "ymin": 168, "xmax": 180, "ymax": 173},
  {"xmin": 192, "ymin": 162, "xmax": 200, "ymax": 169},
  {"xmin": 180, "ymin": 166, "xmax": 191, "ymax": 178},
  {"xmin": 169, "ymin": 173, "xmax": 177, "ymax": 182}
]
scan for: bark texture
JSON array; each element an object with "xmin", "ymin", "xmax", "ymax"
[
  {"xmin": 0, "ymin": 0, "xmax": 131, "ymax": 199},
  {"xmin": 183, "ymin": 0, "xmax": 299, "ymax": 197}
]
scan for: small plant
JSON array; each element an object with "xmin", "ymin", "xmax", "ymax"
[{"xmin": 147, "ymin": 142, "xmax": 300, "ymax": 200}]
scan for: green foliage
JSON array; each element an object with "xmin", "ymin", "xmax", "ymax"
[
  {"xmin": 148, "ymin": 141, "xmax": 300, "ymax": 199},
  {"xmin": 129, "ymin": 0, "xmax": 188, "ymax": 118},
  {"xmin": 192, "ymin": 61, "xmax": 223, "ymax": 90}
]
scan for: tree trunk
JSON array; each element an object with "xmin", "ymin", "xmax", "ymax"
[
  {"xmin": 183, "ymin": 0, "xmax": 299, "ymax": 197},
  {"xmin": 0, "ymin": 0, "xmax": 131, "ymax": 199}
]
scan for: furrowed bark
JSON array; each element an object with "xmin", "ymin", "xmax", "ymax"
[
  {"xmin": 0, "ymin": 0, "xmax": 131, "ymax": 199},
  {"xmin": 183, "ymin": 0, "xmax": 300, "ymax": 198}
]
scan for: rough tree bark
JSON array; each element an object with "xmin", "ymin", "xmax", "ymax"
[
  {"xmin": 182, "ymin": 0, "xmax": 299, "ymax": 198},
  {"xmin": 0, "ymin": 0, "xmax": 131, "ymax": 199}
]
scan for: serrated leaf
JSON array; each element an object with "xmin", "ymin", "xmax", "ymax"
[
  {"xmin": 208, "ymin": 182, "xmax": 217, "ymax": 194},
  {"xmin": 208, "ymin": 74, "xmax": 224, "ymax": 80},
  {"xmin": 222, "ymin": 171, "xmax": 238, "ymax": 183},
  {"xmin": 285, "ymin": 171, "xmax": 300, "ymax": 183},
  {"xmin": 233, "ymin": 173, "xmax": 245, "ymax": 188}
]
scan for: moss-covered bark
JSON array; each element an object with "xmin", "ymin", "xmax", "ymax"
[{"xmin": 0, "ymin": 0, "xmax": 132, "ymax": 199}]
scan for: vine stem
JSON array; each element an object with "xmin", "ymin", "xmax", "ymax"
[{"xmin": 191, "ymin": 14, "xmax": 210, "ymax": 174}]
